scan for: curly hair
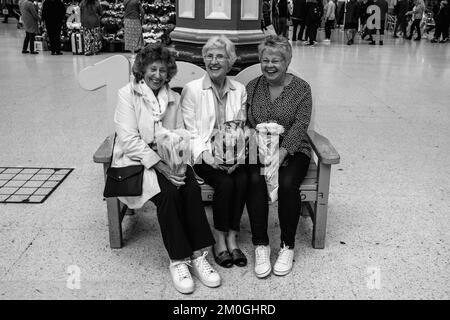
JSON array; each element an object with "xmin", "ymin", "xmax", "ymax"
[
  {"xmin": 258, "ymin": 35, "xmax": 292, "ymax": 65},
  {"xmin": 132, "ymin": 43, "xmax": 177, "ymax": 83}
]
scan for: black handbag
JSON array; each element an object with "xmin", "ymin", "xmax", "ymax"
[{"xmin": 103, "ymin": 134, "xmax": 144, "ymax": 198}]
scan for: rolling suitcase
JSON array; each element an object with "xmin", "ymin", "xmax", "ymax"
[{"xmin": 71, "ymin": 32, "xmax": 84, "ymax": 55}]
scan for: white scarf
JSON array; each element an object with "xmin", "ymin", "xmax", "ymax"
[{"xmin": 137, "ymin": 80, "xmax": 170, "ymax": 122}]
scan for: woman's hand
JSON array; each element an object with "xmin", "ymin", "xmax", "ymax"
[
  {"xmin": 154, "ymin": 161, "xmax": 186, "ymax": 187},
  {"xmin": 201, "ymin": 151, "xmax": 223, "ymax": 170},
  {"xmin": 224, "ymin": 163, "xmax": 239, "ymax": 174}
]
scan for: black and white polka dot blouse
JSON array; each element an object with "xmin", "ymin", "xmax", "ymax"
[{"xmin": 246, "ymin": 74, "xmax": 312, "ymax": 158}]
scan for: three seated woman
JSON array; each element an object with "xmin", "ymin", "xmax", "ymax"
[{"xmin": 112, "ymin": 35, "xmax": 312, "ymax": 294}]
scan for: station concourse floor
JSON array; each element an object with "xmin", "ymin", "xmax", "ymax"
[{"xmin": 0, "ymin": 22, "xmax": 449, "ymax": 300}]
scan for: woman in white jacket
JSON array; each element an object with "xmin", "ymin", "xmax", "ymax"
[
  {"xmin": 181, "ymin": 35, "xmax": 249, "ymax": 269},
  {"xmin": 113, "ymin": 43, "xmax": 221, "ymax": 295}
]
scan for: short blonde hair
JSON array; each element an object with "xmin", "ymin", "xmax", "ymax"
[
  {"xmin": 258, "ymin": 35, "xmax": 292, "ymax": 65},
  {"xmin": 202, "ymin": 35, "xmax": 238, "ymax": 66}
]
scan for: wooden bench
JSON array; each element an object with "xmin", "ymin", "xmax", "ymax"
[{"xmin": 80, "ymin": 56, "xmax": 340, "ymax": 250}]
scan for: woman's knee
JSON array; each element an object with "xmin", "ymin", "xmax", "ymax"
[{"xmin": 158, "ymin": 184, "xmax": 182, "ymax": 203}]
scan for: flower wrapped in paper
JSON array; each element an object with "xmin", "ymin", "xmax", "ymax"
[
  {"xmin": 255, "ymin": 122, "xmax": 285, "ymax": 203},
  {"xmin": 211, "ymin": 120, "xmax": 248, "ymax": 167},
  {"xmin": 155, "ymin": 129, "xmax": 191, "ymax": 175}
]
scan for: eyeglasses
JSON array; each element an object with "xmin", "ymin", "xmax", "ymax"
[
  {"xmin": 204, "ymin": 54, "xmax": 228, "ymax": 62},
  {"xmin": 261, "ymin": 58, "xmax": 284, "ymax": 65}
]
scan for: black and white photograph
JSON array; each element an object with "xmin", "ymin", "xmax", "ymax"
[{"xmin": 0, "ymin": 0, "xmax": 448, "ymax": 307}]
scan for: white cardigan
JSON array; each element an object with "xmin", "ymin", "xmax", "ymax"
[
  {"xmin": 180, "ymin": 75, "xmax": 247, "ymax": 162},
  {"xmin": 112, "ymin": 81, "xmax": 182, "ymax": 209}
]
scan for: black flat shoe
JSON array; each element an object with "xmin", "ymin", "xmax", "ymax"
[
  {"xmin": 213, "ymin": 250, "xmax": 233, "ymax": 268},
  {"xmin": 230, "ymin": 248, "xmax": 247, "ymax": 267}
]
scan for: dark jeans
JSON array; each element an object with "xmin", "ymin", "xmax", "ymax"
[
  {"xmin": 22, "ymin": 32, "xmax": 36, "ymax": 52},
  {"xmin": 246, "ymin": 152, "xmax": 310, "ymax": 248},
  {"xmin": 47, "ymin": 23, "xmax": 62, "ymax": 53},
  {"xmin": 308, "ymin": 22, "xmax": 319, "ymax": 44},
  {"xmin": 393, "ymin": 16, "xmax": 407, "ymax": 36},
  {"xmin": 193, "ymin": 164, "xmax": 248, "ymax": 233},
  {"xmin": 292, "ymin": 18, "xmax": 307, "ymax": 41},
  {"xmin": 408, "ymin": 18, "xmax": 421, "ymax": 39},
  {"xmin": 325, "ymin": 19, "xmax": 335, "ymax": 39},
  {"xmin": 150, "ymin": 165, "xmax": 215, "ymax": 260}
]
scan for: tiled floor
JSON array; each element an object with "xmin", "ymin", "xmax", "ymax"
[{"xmin": 0, "ymin": 22, "xmax": 449, "ymax": 299}]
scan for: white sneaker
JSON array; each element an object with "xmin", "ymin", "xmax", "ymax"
[
  {"xmin": 273, "ymin": 244, "xmax": 294, "ymax": 276},
  {"xmin": 190, "ymin": 251, "xmax": 221, "ymax": 288},
  {"xmin": 323, "ymin": 39, "xmax": 331, "ymax": 44},
  {"xmin": 254, "ymin": 245, "xmax": 271, "ymax": 278},
  {"xmin": 169, "ymin": 260, "xmax": 194, "ymax": 294}
]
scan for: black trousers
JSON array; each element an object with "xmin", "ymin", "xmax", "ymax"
[
  {"xmin": 193, "ymin": 164, "xmax": 248, "ymax": 233},
  {"xmin": 150, "ymin": 165, "xmax": 215, "ymax": 260},
  {"xmin": 434, "ymin": 22, "xmax": 450, "ymax": 40},
  {"xmin": 246, "ymin": 152, "xmax": 310, "ymax": 248},
  {"xmin": 278, "ymin": 17, "xmax": 288, "ymax": 38},
  {"xmin": 292, "ymin": 18, "xmax": 307, "ymax": 41},
  {"xmin": 408, "ymin": 18, "xmax": 421, "ymax": 39},
  {"xmin": 3, "ymin": 4, "xmax": 20, "ymax": 22},
  {"xmin": 393, "ymin": 16, "xmax": 407, "ymax": 36},
  {"xmin": 308, "ymin": 22, "xmax": 319, "ymax": 44},
  {"xmin": 22, "ymin": 32, "xmax": 36, "ymax": 52},
  {"xmin": 325, "ymin": 19, "xmax": 335, "ymax": 39},
  {"xmin": 46, "ymin": 23, "xmax": 62, "ymax": 53}
]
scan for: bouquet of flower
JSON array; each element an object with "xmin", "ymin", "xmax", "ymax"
[
  {"xmin": 255, "ymin": 122, "xmax": 285, "ymax": 203},
  {"xmin": 211, "ymin": 120, "xmax": 248, "ymax": 167},
  {"xmin": 155, "ymin": 129, "xmax": 191, "ymax": 175}
]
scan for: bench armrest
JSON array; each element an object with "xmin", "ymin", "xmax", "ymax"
[
  {"xmin": 93, "ymin": 134, "xmax": 114, "ymax": 163},
  {"xmin": 307, "ymin": 130, "xmax": 340, "ymax": 165}
]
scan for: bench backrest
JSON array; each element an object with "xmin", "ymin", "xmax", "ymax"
[{"xmin": 78, "ymin": 55, "xmax": 314, "ymax": 132}]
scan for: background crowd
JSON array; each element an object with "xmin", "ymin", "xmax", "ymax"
[{"xmin": 263, "ymin": 0, "xmax": 450, "ymax": 45}]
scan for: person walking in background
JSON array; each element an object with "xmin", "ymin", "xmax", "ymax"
[
  {"xmin": 80, "ymin": 0, "xmax": 103, "ymax": 56},
  {"xmin": 41, "ymin": 0, "xmax": 66, "ymax": 55},
  {"xmin": 2, "ymin": 0, "xmax": 20, "ymax": 25},
  {"xmin": 123, "ymin": 0, "xmax": 144, "ymax": 57},
  {"xmin": 323, "ymin": 0, "xmax": 336, "ymax": 42},
  {"xmin": 360, "ymin": 0, "xmax": 374, "ymax": 41},
  {"xmin": 393, "ymin": 0, "xmax": 409, "ymax": 38},
  {"xmin": 19, "ymin": 0, "xmax": 39, "ymax": 54},
  {"xmin": 431, "ymin": 0, "xmax": 449, "ymax": 43},
  {"xmin": 305, "ymin": 0, "xmax": 323, "ymax": 46},
  {"xmin": 369, "ymin": 0, "xmax": 388, "ymax": 45},
  {"xmin": 272, "ymin": 0, "xmax": 280, "ymax": 34},
  {"xmin": 344, "ymin": 0, "xmax": 360, "ymax": 45},
  {"xmin": 261, "ymin": 0, "xmax": 277, "ymax": 35},
  {"xmin": 406, "ymin": 0, "xmax": 425, "ymax": 40},
  {"xmin": 277, "ymin": 0, "xmax": 290, "ymax": 37},
  {"xmin": 291, "ymin": 0, "xmax": 308, "ymax": 41}
]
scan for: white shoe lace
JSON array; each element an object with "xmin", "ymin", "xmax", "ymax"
[
  {"xmin": 255, "ymin": 245, "xmax": 269, "ymax": 266},
  {"xmin": 195, "ymin": 251, "xmax": 216, "ymax": 276},
  {"xmin": 277, "ymin": 245, "xmax": 293, "ymax": 265},
  {"xmin": 171, "ymin": 260, "xmax": 192, "ymax": 280}
]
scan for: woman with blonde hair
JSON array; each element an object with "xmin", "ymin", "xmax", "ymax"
[
  {"xmin": 181, "ymin": 35, "xmax": 249, "ymax": 269},
  {"xmin": 246, "ymin": 35, "xmax": 312, "ymax": 278},
  {"xmin": 406, "ymin": 0, "xmax": 425, "ymax": 40}
]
